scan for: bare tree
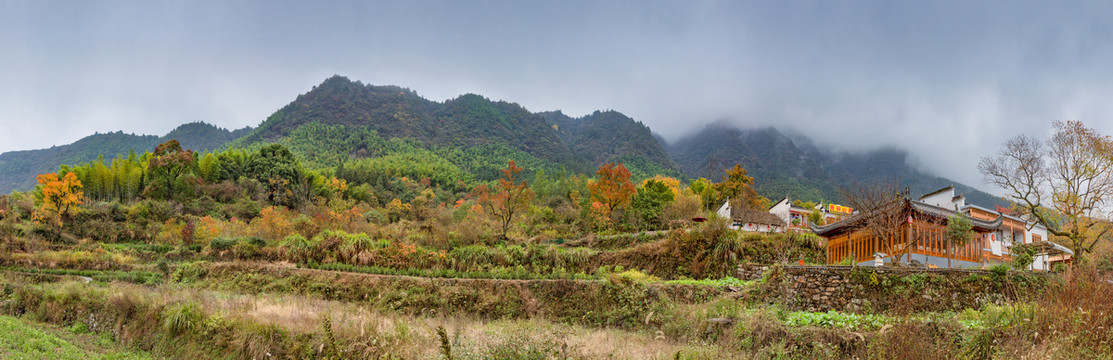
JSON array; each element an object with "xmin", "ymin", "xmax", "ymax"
[
  {"xmin": 840, "ymin": 180, "xmax": 911, "ymax": 264},
  {"xmin": 979, "ymin": 121, "xmax": 1113, "ymax": 267}
]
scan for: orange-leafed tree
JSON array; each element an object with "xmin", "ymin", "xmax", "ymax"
[
  {"xmin": 33, "ymin": 172, "xmax": 84, "ymax": 231},
  {"xmin": 472, "ymin": 160, "xmax": 535, "ymax": 241},
  {"xmin": 249, "ymin": 206, "xmax": 296, "ymax": 243},
  {"xmin": 588, "ymin": 163, "xmax": 636, "ymax": 223}
]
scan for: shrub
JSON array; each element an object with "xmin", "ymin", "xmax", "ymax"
[
  {"xmin": 278, "ymin": 234, "xmax": 310, "ymax": 263},
  {"xmin": 606, "ymin": 269, "xmax": 660, "ymax": 284},
  {"xmin": 209, "ymin": 238, "xmax": 238, "ymax": 252},
  {"xmin": 364, "ymin": 208, "xmax": 387, "ymax": 225},
  {"xmin": 156, "ymin": 256, "xmax": 170, "ymax": 277},
  {"xmin": 989, "ymin": 264, "xmax": 1009, "ymax": 277},
  {"xmin": 170, "ymin": 261, "xmax": 209, "ymax": 283},
  {"xmin": 244, "ymin": 237, "xmax": 267, "ymax": 247},
  {"xmin": 1010, "ymin": 244, "xmax": 1038, "ymax": 270}
]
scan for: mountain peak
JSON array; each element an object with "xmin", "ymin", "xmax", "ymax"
[{"xmin": 233, "ymin": 75, "xmax": 680, "ymax": 179}]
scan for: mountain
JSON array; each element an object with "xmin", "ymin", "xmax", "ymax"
[
  {"xmin": 0, "ymin": 122, "xmax": 251, "ymax": 193},
  {"xmin": 665, "ymin": 123, "xmax": 1006, "ymax": 209},
  {"xmin": 542, "ymin": 110, "xmax": 681, "ymax": 178},
  {"xmin": 163, "ymin": 122, "xmax": 253, "ymax": 152},
  {"xmin": 0, "ymin": 76, "xmax": 1003, "ymax": 208},
  {"xmin": 231, "ymin": 75, "xmax": 681, "ymax": 180}
]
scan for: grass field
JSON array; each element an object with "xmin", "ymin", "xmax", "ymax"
[{"xmin": 0, "ymin": 314, "xmax": 152, "ymax": 360}]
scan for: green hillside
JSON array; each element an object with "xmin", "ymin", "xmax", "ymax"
[
  {"xmin": 541, "ymin": 110, "xmax": 682, "ymax": 180},
  {"xmin": 0, "ymin": 122, "xmax": 249, "ymax": 193},
  {"xmin": 231, "ymin": 76, "xmax": 679, "ymax": 181}
]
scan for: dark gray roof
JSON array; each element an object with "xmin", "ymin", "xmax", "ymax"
[{"xmin": 731, "ymin": 207, "xmax": 787, "ymax": 227}]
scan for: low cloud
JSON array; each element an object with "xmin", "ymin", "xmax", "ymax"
[{"xmin": 3, "ymin": 1, "xmax": 1113, "ymax": 190}]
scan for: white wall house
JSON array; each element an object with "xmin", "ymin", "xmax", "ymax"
[
  {"xmin": 717, "ymin": 201, "xmax": 787, "ymax": 233},
  {"xmin": 919, "ymin": 186, "xmax": 1072, "ymax": 271}
]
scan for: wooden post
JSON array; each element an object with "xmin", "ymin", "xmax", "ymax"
[{"xmin": 905, "ymin": 220, "xmax": 912, "ymax": 266}]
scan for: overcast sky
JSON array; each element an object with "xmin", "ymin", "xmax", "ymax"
[{"xmin": 3, "ymin": 1, "xmax": 1113, "ymax": 188}]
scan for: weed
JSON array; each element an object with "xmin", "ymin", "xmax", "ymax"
[
  {"xmin": 437, "ymin": 325, "xmax": 453, "ymax": 360},
  {"xmin": 163, "ymin": 301, "xmax": 203, "ymax": 335}
]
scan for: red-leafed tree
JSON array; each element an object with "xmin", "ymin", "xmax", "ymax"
[
  {"xmin": 588, "ymin": 163, "xmax": 636, "ymax": 223},
  {"xmin": 472, "ymin": 160, "xmax": 535, "ymax": 240}
]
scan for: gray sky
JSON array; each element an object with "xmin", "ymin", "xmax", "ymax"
[{"xmin": 3, "ymin": 1, "xmax": 1113, "ymax": 188}]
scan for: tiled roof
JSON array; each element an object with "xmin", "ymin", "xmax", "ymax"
[
  {"xmin": 1022, "ymin": 240, "xmax": 1075, "ymax": 255},
  {"xmin": 731, "ymin": 206, "xmax": 787, "ymax": 227}
]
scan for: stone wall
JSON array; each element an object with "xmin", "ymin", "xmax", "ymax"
[{"xmin": 736, "ymin": 264, "xmax": 1049, "ymax": 313}]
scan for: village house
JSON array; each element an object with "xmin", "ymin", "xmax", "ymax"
[
  {"xmin": 768, "ymin": 197, "xmax": 853, "ymax": 232},
  {"xmin": 811, "ymin": 186, "xmax": 1073, "ymax": 269},
  {"xmin": 716, "ymin": 201, "xmax": 787, "ymax": 232},
  {"xmin": 917, "ymin": 186, "xmax": 1073, "ymax": 270}
]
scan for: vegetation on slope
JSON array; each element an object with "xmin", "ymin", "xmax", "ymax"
[
  {"xmin": 3, "ymin": 75, "xmax": 1111, "ymax": 358},
  {"xmin": 0, "ymin": 314, "xmax": 151, "ymax": 360},
  {"xmin": 227, "ymin": 75, "xmax": 678, "ymax": 182},
  {"xmin": 0, "ymin": 122, "xmax": 250, "ymax": 193}
]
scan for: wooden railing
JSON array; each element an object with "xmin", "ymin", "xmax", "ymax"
[{"xmin": 826, "ymin": 222, "xmax": 981, "ymax": 264}]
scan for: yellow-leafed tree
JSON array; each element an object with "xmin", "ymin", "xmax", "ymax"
[{"xmin": 714, "ymin": 164, "xmax": 769, "ymax": 210}]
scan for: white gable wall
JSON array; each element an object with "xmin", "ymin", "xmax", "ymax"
[
  {"xmin": 920, "ymin": 188, "xmax": 966, "ymax": 210},
  {"xmin": 769, "ymin": 198, "xmax": 791, "ymax": 225},
  {"xmin": 716, "ymin": 201, "xmax": 731, "ymax": 219},
  {"xmin": 920, "ymin": 189, "xmax": 954, "ymax": 208}
]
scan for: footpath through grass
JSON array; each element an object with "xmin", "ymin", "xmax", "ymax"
[{"xmin": 0, "ymin": 314, "xmax": 151, "ymax": 360}]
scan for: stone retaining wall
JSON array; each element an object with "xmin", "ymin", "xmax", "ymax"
[{"xmin": 737, "ymin": 264, "xmax": 1049, "ymax": 313}]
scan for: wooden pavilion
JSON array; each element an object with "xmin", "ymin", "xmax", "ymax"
[{"xmin": 812, "ymin": 198, "xmax": 1003, "ymax": 267}]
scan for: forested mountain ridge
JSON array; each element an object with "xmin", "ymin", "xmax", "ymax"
[
  {"xmin": 0, "ymin": 76, "xmax": 681, "ymax": 194},
  {"xmin": 0, "ymin": 122, "xmax": 250, "ymax": 193},
  {"xmin": 664, "ymin": 122, "xmax": 1006, "ymax": 208},
  {"xmin": 541, "ymin": 110, "xmax": 682, "ymax": 179},
  {"xmin": 230, "ymin": 75, "xmax": 681, "ymax": 180},
  {"xmin": 1, "ymin": 76, "xmax": 1004, "ymax": 207}
]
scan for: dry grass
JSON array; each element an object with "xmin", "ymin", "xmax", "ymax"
[
  {"xmin": 88, "ymin": 281, "xmax": 733, "ymax": 359},
  {"xmin": 9, "ymin": 265, "xmax": 1113, "ymax": 359},
  {"xmin": 228, "ymin": 292, "xmax": 732, "ymax": 359}
]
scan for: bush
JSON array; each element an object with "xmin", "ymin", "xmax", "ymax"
[
  {"xmin": 156, "ymin": 256, "xmax": 170, "ymax": 276},
  {"xmin": 244, "ymin": 237, "xmax": 267, "ymax": 247},
  {"xmin": 1010, "ymin": 244, "xmax": 1038, "ymax": 270},
  {"xmin": 209, "ymin": 238, "xmax": 238, "ymax": 252},
  {"xmin": 363, "ymin": 209, "xmax": 387, "ymax": 225},
  {"xmin": 989, "ymin": 264, "xmax": 1009, "ymax": 277}
]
